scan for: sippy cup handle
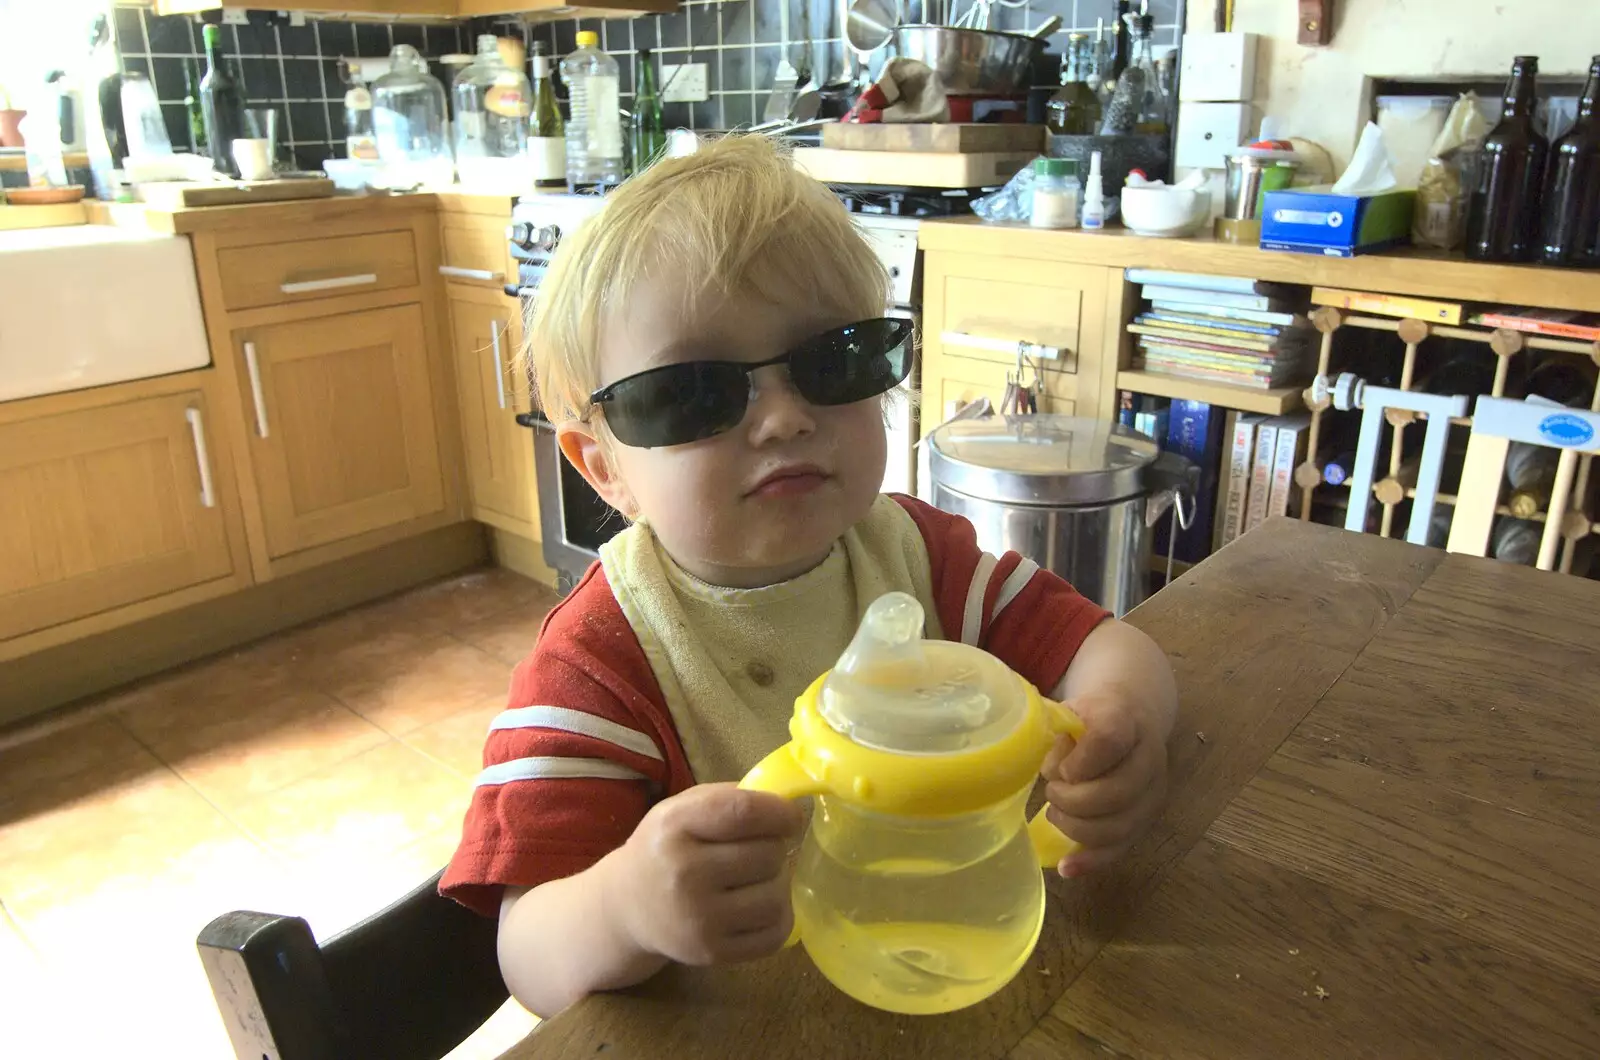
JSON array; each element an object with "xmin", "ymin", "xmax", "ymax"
[
  {"xmin": 738, "ymin": 743, "xmax": 825, "ymax": 949},
  {"xmin": 1027, "ymin": 701, "xmax": 1086, "ymax": 870}
]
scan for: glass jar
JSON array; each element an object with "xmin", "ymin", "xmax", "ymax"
[
  {"xmin": 453, "ymin": 34, "xmax": 532, "ymax": 190},
  {"xmin": 1030, "ymin": 158, "xmax": 1080, "ymax": 229},
  {"xmin": 372, "ymin": 43, "xmax": 452, "ymax": 187}
]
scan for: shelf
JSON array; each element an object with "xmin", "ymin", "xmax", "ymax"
[{"xmin": 1116, "ymin": 370, "xmax": 1305, "ymax": 415}]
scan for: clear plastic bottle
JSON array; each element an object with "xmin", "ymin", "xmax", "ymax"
[
  {"xmin": 560, "ymin": 31, "xmax": 624, "ymax": 189},
  {"xmin": 453, "ymin": 34, "xmax": 531, "ymax": 189},
  {"xmin": 372, "ymin": 43, "xmax": 452, "ymax": 187}
]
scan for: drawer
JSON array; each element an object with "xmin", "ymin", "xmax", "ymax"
[
  {"xmin": 439, "ymin": 215, "xmax": 513, "ymax": 287},
  {"xmin": 928, "ymin": 254, "xmax": 1119, "ymax": 377},
  {"xmin": 216, "ymin": 230, "xmax": 419, "ymax": 311}
]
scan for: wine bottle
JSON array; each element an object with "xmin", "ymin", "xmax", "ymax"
[
  {"xmin": 1107, "ymin": 1, "xmax": 1131, "ymax": 97},
  {"xmin": 183, "ymin": 59, "xmax": 206, "ymax": 153},
  {"xmin": 1538, "ymin": 55, "xmax": 1600, "ymax": 268},
  {"xmin": 630, "ymin": 48, "xmax": 666, "ymax": 175},
  {"xmin": 200, "ymin": 23, "xmax": 246, "ymax": 178},
  {"xmin": 529, "ymin": 41, "xmax": 566, "ymax": 189},
  {"xmin": 1465, "ymin": 56, "xmax": 1548, "ymax": 263}
]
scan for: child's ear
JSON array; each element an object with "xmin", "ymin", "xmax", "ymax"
[{"xmin": 557, "ymin": 422, "xmax": 638, "ymax": 518}]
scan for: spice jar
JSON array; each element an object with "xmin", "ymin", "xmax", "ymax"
[{"xmin": 1030, "ymin": 158, "xmax": 1080, "ymax": 229}]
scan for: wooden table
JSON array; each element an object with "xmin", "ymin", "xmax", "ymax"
[{"xmin": 504, "ymin": 521, "xmax": 1600, "ymax": 1059}]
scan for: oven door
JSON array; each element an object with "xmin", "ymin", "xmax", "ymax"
[
  {"xmin": 514, "ymin": 411, "xmax": 623, "ymax": 593},
  {"xmin": 882, "ymin": 304, "xmax": 921, "ymax": 499}
]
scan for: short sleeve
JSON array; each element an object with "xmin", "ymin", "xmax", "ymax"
[
  {"xmin": 439, "ymin": 564, "xmax": 695, "ymax": 917},
  {"xmin": 890, "ymin": 495, "xmax": 1110, "ymax": 695}
]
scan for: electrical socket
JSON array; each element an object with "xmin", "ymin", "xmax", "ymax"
[
  {"xmin": 289, "ymin": 12, "xmax": 307, "ymax": 26},
  {"xmin": 222, "ymin": 10, "xmax": 250, "ymax": 25},
  {"xmin": 661, "ymin": 63, "xmax": 709, "ymax": 104}
]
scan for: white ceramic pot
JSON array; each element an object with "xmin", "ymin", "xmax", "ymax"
[{"xmin": 1120, "ymin": 184, "xmax": 1211, "ymax": 237}]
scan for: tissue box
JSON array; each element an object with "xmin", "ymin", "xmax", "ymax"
[{"xmin": 1258, "ymin": 186, "xmax": 1416, "ymax": 257}]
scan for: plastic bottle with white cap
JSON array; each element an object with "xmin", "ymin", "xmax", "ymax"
[{"xmin": 1081, "ymin": 150, "xmax": 1107, "ymax": 230}]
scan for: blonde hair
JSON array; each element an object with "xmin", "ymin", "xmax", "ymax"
[{"xmin": 522, "ymin": 135, "xmax": 890, "ymax": 422}]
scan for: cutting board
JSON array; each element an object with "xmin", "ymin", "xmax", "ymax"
[
  {"xmin": 137, "ymin": 178, "xmax": 336, "ymax": 209},
  {"xmin": 820, "ymin": 123, "xmax": 1046, "ymax": 154},
  {"xmin": 794, "ymin": 147, "xmax": 1034, "ymax": 189}
]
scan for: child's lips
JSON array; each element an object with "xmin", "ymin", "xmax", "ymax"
[{"xmin": 747, "ymin": 465, "xmax": 830, "ymax": 499}]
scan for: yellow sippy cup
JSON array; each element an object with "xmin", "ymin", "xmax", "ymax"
[{"xmin": 739, "ymin": 591, "xmax": 1084, "ymax": 1015}]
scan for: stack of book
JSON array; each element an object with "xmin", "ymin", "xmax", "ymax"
[{"xmin": 1126, "ymin": 270, "xmax": 1314, "ymax": 391}]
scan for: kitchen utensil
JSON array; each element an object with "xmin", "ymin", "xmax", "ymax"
[
  {"xmin": 763, "ymin": 0, "xmax": 799, "ymax": 122},
  {"xmin": 846, "ymin": 0, "xmax": 898, "ymax": 53},
  {"xmin": 1120, "ymin": 174, "xmax": 1210, "ymax": 237},
  {"xmin": 1222, "ymin": 151, "xmax": 1298, "ymax": 220},
  {"xmin": 135, "ymin": 177, "xmax": 335, "ymax": 209},
  {"xmin": 892, "ymin": 24, "xmax": 1043, "ymax": 95},
  {"xmin": 791, "ymin": 0, "xmax": 821, "ymax": 119},
  {"xmin": 4, "ymin": 184, "xmax": 86, "ymax": 206},
  {"xmin": 1029, "ymin": 15, "xmax": 1064, "ymax": 38},
  {"xmin": 793, "ymin": 145, "xmax": 1033, "ymax": 187},
  {"xmin": 739, "ymin": 591, "xmax": 1085, "ymax": 1014},
  {"xmin": 820, "ymin": 121, "xmax": 1044, "ymax": 152},
  {"xmin": 232, "ymin": 138, "xmax": 275, "ymax": 181}
]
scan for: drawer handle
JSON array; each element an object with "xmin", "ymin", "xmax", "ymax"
[
  {"xmin": 279, "ymin": 272, "xmax": 378, "ymax": 295},
  {"xmin": 941, "ymin": 330, "xmax": 1066, "ymax": 361},
  {"xmin": 490, "ymin": 321, "xmax": 508, "ymax": 411},
  {"xmin": 439, "ymin": 265, "xmax": 505, "ymax": 282},
  {"xmin": 185, "ymin": 406, "xmax": 217, "ymax": 509},
  {"xmin": 243, "ymin": 341, "xmax": 269, "ymax": 438}
]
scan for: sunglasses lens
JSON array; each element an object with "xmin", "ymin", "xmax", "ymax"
[
  {"xmin": 602, "ymin": 362, "xmax": 750, "ymax": 447},
  {"xmin": 791, "ymin": 318, "xmax": 913, "ymax": 406}
]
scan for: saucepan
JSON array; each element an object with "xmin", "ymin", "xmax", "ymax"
[{"xmin": 892, "ymin": 24, "xmax": 1044, "ymax": 95}]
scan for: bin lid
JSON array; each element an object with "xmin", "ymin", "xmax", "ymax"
[{"xmin": 928, "ymin": 414, "xmax": 1160, "ymax": 506}]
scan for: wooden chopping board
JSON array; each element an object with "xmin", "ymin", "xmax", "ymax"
[
  {"xmin": 793, "ymin": 147, "xmax": 1035, "ymax": 189},
  {"xmin": 137, "ymin": 178, "xmax": 336, "ymax": 209},
  {"xmin": 820, "ymin": 122, "xmax": 1046, "ymax": 154}
]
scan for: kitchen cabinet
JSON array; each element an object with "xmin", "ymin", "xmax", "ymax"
[
  {"xmin": 0, "ymin": 382, "xmax": 244, "ymax": 648},
  {"xmin": 446, "ymin": 282, "xmax": 540, "ymax": 538},
  {"xmin": 148, "ymin": 0, "xmax": 678, "ymax": 19},
  {"xmin": 919, "ymin": 247, "xmax": 1125, "ymax": 430},
  {"xmin": 232, "ymin": 304, "xmax": 446, "ymax": 561}
]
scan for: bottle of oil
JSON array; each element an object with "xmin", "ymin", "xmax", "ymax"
[
  {"xmin": 1538, "ymin": 55, "xmax": 1600, "ymax": 268},
  {"xmin": 1045, "ymin": 34, "xmax": 1101, "ymax": 135},
  {"xmin": 1466, "ymin": 56, "xmax": 1548, "ymax": 263}
]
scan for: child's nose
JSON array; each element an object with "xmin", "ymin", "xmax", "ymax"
[{"xmin": 745, "ymin": 366, "xmax": 816, "ymax": 444}]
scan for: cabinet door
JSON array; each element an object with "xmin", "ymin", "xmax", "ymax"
[
  {"xmin": 236, "ymin": 304, "xmax": 445, "ymax": 559},
  {"xmin": 446, "ymin": 284, "xmax": 539, "ymax": 536},
  {"xmin": 0, "ymin": 391, "xmax": 233, "ymax": 641}
]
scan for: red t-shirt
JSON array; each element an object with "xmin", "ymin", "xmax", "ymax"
[{"xmin": 440, "ymin": 495, "xmax": 1108, "ymax": 916}]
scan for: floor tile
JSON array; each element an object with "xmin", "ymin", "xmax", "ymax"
[
  {"xmin": 368, "ymin": 567, "xmax": 553, "ymax": 633},
  {"xmin": 228, "ymin": 740, "xmax": 472, "ymax": 866},
  {"xmin": 455, "ymin": 596, "xmax": 558, "ymax": 667},
  {"xmin": 400, "ymin": 696, "xmax": 503, "ymax": 779},
  {"xmin": 118, "ymin": 685, "xmax": 389, "ymax": 814},
  {"xmin": 328, "ymin": 635, "xmax": 512, "ymax": 736},
  {"xmin": 0, "ymin": 717, "xmax": 162, "ymax": 823}
]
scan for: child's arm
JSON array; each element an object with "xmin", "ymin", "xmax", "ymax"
[
  {"xmin": 496, "ymin": 783, "xmax": 802, "ymax": 1017},
  {"xmin": 1041, "ymin": 618, "xmax": 1177, "ymax": 877}
]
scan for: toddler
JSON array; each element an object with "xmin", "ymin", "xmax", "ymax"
[{"xmin": 441, "ymin": 136, "xmax": 1177, "ymax": 1017}]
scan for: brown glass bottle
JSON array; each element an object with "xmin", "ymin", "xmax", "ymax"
[
  {"xmin": 1466, "ymin": 56, "xmax": 1548, "ymax": 263},
  {"xmin": 1538, "ymin": 56, "xmax": 1600, "ymax": 268}
]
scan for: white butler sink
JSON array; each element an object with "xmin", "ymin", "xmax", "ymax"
[{"xmin": 0, "ymin": 225, "xmax": 211, "ymax": 403}]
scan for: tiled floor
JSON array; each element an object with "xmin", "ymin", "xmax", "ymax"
[{"xmin": 0, "ymin": 567, "xmax": 560, "ymax": 1059}]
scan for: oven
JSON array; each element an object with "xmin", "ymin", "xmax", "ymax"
[{"xmin": 508, "ymin": 190, "xmax": 933, "ymax": 592}]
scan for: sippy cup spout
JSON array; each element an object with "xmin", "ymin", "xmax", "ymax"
[{"xmin": 833, "ymin": 592, "xmax": 926, "ymax": 680}]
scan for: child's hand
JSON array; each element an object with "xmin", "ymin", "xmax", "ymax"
[
  {"xmin": 609, "ymin": 783, "xmax": 803, "ymax": 966},
  {"xmin": 1039, "ymin": 689, "xmax": 1168, "ymax": 878}
]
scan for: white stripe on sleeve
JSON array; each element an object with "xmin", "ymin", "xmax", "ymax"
[
  {"xmin": 960, "ymin": 552, "xmax": 999, "ymax": 645},
  {"xmin": 476, "ymin": 756, "xmax": 650, "ymax": 788},
  {"xmin": 991, "ymin": 557, "xmax": 1040, "ymax": 621},
  {"xmin": 489, "ymin": 705, "xmax": 663, "ymax": 760}
]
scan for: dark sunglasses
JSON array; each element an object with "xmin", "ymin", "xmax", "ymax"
[{"xmin": 587, "ymin": 317, "xmax": 914, "ymax": 449}]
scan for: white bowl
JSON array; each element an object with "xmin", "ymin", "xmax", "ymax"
[{"xmin": 1120, "ymin": 185, "xmax": 1210, "ymax": 237}]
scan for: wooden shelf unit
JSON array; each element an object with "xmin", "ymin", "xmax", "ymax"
[
  {"xmin": 1296, "ymin": 312, "xmax": 1600, "ymax": 577},
  {"xmin": 1115, "ymin": 370, "xmax": 1304, "ymax": 416}
]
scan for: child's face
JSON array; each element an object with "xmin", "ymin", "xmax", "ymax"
[{"xmin": 560, "ymin": 279, "xmax": 888, "ymax": 588}]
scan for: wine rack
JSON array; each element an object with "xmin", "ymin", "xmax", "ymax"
[{"xmin": 1296, "ymin": 308, "xmax": 1600, "ymax": 577}]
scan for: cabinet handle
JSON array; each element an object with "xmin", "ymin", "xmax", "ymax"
[
  {"xmin": 242, "ymin": 341, "xmax": 270, "ymax": 438},
  {"xmin": 438, "ymin": 265, "xmax": 504, "ymax": 282},
  {"xmin": 490, "ymin": 322, "xmax": 508, "ymax": 410},
  {"xmin": 185, "ymin": 406, "xmax": 217, "ymax": 509},
  {"xmin": 279, "ymin": 272, "xmax": 378, "ymax": 295},
  {"xmin": 941, "ymin": 330, "xmax": 1066, "ymax": 361}
]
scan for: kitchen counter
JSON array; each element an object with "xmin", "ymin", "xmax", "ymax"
[
  {"xmin": 919, "ymin": 219, "xmax": 1600, "ymax": 315},
  {"xmin": 87, "ymin": 190, "xmax": 442, "ymax": 235}
]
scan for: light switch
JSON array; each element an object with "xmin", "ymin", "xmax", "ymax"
[
  {"xmin": 661, "ymin": 64, "xmax": 709, "ymax": 104},
  {"xmin": 1175, "ymin": 101, "xmax": 1254, "ymax": 170}
]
